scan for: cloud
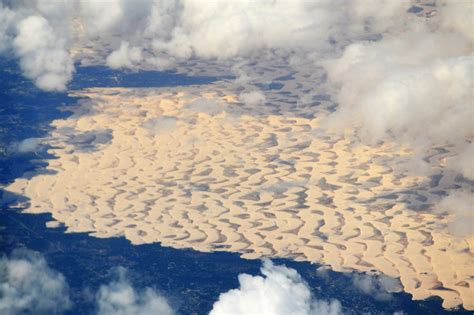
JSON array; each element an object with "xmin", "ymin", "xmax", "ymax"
[
  {"xmin": 141, "ymin": 117, "xmax": 177, "ymax": 134},
  {"xmin": 438, "ymin": 0, "xmax": 474, "ymax": 42},
  {"xmin": 435, "ymin": 190, "xmax": 473, "ymax": 236},
  {"xmin": 210, "ymin": 259, "xmax": 342, "ymax": 315},
  {"xmin": 106, "ymin": 41, "xmax": 142, "ymax": 69},
  {"xmin": 239, "ymin": 90, "xmax": 266, "ymax": 107},
  {"xmin": 447, "ymin": 142, "xmax": 474, "ymax": 181},
  {"xmin": 78, "ymin": 0, "xmax": 125, "ymax": 35},
  {"xmin": 186, "ymin": 97, "xmax": 226, "ymax": 116},
  {"xmin": 0, "ymin": 250, "xmax": 414, "ymax": 314},
  {"xmin": 133, "ymin": 0, "xmax": 412, "ymax": 63},
  {"xmin": 96, "ymin": 267, "xmax": 175, "ymax": 315},
  {"xmin": 350, "ymin": 273, "xmax": 402, "ymax": 301},
  {"xmin": 1, "ymin": 1, "xmax": 75, "ymax": 91},
  {"xmin": 322, "ymin": 33, "xmax": 471, "ymax": 145},
  {"xmin": 158, "ymin": 1, "xmax": 332, "ymax": 59},
  {"xmin": 319, "ymin": 0, "xmax": 473, "ymax": 231},
  {"xmin": 1, "ymin": 1, "xmax": 471, "ymax": 237},
  {"xmin": 13, "ymin": 14, "xmax": 74, "ymax": 91},
  {"xmin": 0, "ymin": 4, "xmax": 15, "ymax": 53},
  {"xmin": 9, "ymin": 137, "xmax": 41, "ymax": 154},
  {"xmin": 0, "ymin": 249, "xmax": 71, "ymax": 315},
  {"xmin": 0, "ymin": 250, "xmax": 177, "ymax": 315},
  {"xmin": 0, "ymin": 0, "xmax": 414, "ymax": 88}
]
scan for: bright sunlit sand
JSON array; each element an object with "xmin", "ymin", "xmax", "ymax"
[
  {"xmin": 2, "ymin": 1, "xmax": 472, "ymax": 313},
  {"xmin": 5, "ymin": 84, "xmax": 473, "ymax": 310}
]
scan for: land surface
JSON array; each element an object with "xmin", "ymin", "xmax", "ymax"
[{"xmin": 5, "ymin": 78, "xmax": 473, "ymax": 310}]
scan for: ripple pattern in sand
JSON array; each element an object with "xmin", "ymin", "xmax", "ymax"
[{"xmin": 5, "ymin": 87, "xmax": 473, "ymax": 310}]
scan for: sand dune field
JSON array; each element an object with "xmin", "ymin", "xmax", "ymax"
[{"xmin": 4, "ymin": 80, "xmax": 473, "ymax": 310}]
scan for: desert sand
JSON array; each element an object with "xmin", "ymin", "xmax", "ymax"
[{"xmin": 4, "ymin": 78, "xmax": 473, "ymax": 311}]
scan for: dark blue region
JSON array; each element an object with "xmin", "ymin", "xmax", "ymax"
[
  {"xmin": 0, "ymin": 57, "xmax": 470, "ymax": 315},
  {"xmin": 69, "ymin": 63, "xmax": 220, "ymax": 89},
  {"xmin": 0, "ymin": 58, "xmax": 77, "ymax": 185}
]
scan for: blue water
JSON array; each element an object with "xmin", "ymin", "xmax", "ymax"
[{"xmin": 0, "ymin": 58, "xmax": 469, "ymax": 314}]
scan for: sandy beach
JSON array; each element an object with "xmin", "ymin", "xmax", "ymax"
[{"xmin": 4, "ymin": 80, "xmax": 473, "ymax": 310}]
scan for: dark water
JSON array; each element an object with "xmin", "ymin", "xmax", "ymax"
[{"xmin": 0, "ymin": 58, "xmax": 469, "ymax": 315}]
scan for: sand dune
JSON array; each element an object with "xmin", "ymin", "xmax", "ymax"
[{"xmin": 4, "ymin": 81, "xmax": 473, "ymax": 310}]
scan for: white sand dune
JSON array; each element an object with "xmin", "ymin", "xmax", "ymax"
[{"xmin": 4, "ymin": 82, "xmax": 473, "ymax": 310}]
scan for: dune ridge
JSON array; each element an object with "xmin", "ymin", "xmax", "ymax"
[{"xmin": 5, "ymin": 84, "xmax": 473, "ymax": 310}]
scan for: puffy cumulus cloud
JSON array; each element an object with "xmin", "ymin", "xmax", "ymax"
[
  {"xmin": 158, "ymin": 0, "xmax": 338, "ymax": 60},
  {"xmin": 322, "ymin": 1, "xmax": 472, "ymax": 145},
  {"xmin": 322, "ymin": 33, "xmax": 472, "ymax": 145},
  {"xmin": 0, "ymin": 1, "xmax": 75, "ymax": 91},
  {"xmin": 96, "ymin": 267, "xmax": 175, "ymax": 315},
  {"xmin": 0, "ymin": 249, "xmax": 71, "ymax": 315},
  {"xmin": 210, "ymin": 259, "xmax": 342, "ymax": 315},
  {"xmin": 239, "ymin": 90, "xmax": 266, "ymax": 107},
  {"xmin": 75, "ymin": 0, "xmax": 179, "ymax": 67},
  {"xmin": 78, "ymin": 0, "xmax": 125, "ymax": 35},
  {"xmin": 106, "ymin": 41, "xmax": 142, "ymax": 69},
  {"xmin": 320, "ymin": 0, "xmax": 473, "ymax": 232},
  {"xmin": 435, "ymin": 190, "xmax": 473, "ymax": 237},
  {"xmin": 350, "ymin": 273, "xmax": 402, "ymax": 301},
  {"xmin": 1, "ymin": 0, "xmax": 416, "ymax": 88},
  {"xmin": 13, "ymin": 14, "xmax": 74, "ymax": 91},
  {"xmin": 0, "ymin": 252, "xmax": 177, "ymax": 315},
  {"xmin": 147, "ymin": 0, "xmax": 415, "ymax": 62}
]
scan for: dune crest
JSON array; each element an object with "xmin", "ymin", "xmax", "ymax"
[{"xmin": 5, "ymin": 86, "xmax": 473, "ymax": 310}]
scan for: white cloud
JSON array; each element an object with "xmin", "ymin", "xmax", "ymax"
[
  {"xmin": 148, "ymin": 0, "xmax": 413, "ymax": 62},
  {"xmin": 96, "ymin": 267, "xmax": 175, "ymax": 315},
  {"xmin": 1, "ymin": 0, "xmax": 416, "ymax": 88},
  {"xmin": 436, "ymin": 190, "xmax": 473, "ymax": 236},
  {"xmin": 0, "ymin": 249, "xmax": 336, "ymax": 315},
  {"xmin": 239, "ymin": 90, "xmax": 266, "ymax": 107},
  {"xmin": 0, "ymin": 249, "xmax": 71, "ymax": 315},
  {"xmin": 351, "ymin": 273, "xmax": 402, "ymax": 301},
  {"xmin": 78, "ymin": 0, "xmax": 125, "ymax": 35},
  {"xmin": 447, "ymin": 142, "xmax": 474, "ymax": 181},
  {"xmin": 186, "ymin": 97, "xmax": 225, "ymax": 116},
  {"xmin": 141, "ymin": 116, "xmax": 177, "ymax": 134},
  {"xmin": 10, "ymin": 137, "xmax": 42, "ymax": 154},
  {"xmin": 13, "ymin": 14, "xmax": 74, "ymax": 91},
  {"xmin": 106, "ymin": 41, "xmax": 142, "ymax": 69},
  {"xmin": 322, "ymin": 32, "xmax": 471, "ymax": 145},
  {"xmin": 0, "ymin": 251, "xmax": 177, "ymax": 315},
  {"xmin": 438, "ymin": 0, "xmax": 474, "ymax": 42},
  {"xmin": 319, "ymin": 0, "xmax": 473, "ymax": 231},
  {"xmin": 210, "ymin": 259, "xmax": 342, "ymax": 315},
  {"xmin": 0, "ymin": 4, "xmax": 15, "ymax": 53}
]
